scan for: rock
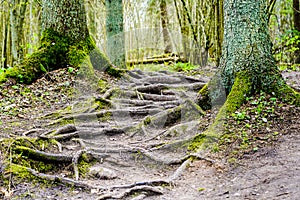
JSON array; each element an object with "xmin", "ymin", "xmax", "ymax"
[{"xmin": 88, "ymin": 165, "xmax": 117, "ymax": 180}]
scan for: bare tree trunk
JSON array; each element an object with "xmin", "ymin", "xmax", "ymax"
[
  {"xmin": 9, "ymin": 0, "xmax": 28, "ymax": 64},
  {"xmin": 2, "ymin": 2, "xmax": 10, "ymax": 68},
  {"xmin": 10, "ymin": 0, "xmax": 18, "ymax": 63},
  {"xmin": 293, "ymin": 0, "xmax": 300, "ymax": 63},
  {"xmin": 160, "ymin": 0, "xmax": 172, "ymax": 54},
  {"xmin": 105, "ymin": 0, "xmax": 125, "ymax": 67}
]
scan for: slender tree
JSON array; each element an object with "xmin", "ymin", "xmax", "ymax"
[
  {"xmin": 10, "ymin": 0, "xmax": 28, "ymax": 63},
  {"xmin": 1, "ymin": 0, "xmax": 117, "ymax": 83},
  {"xmin": 293, "ymin": 0, "xmax": 300, "ymax": 63},
  {"xmin": 106, "ymin": 0, "xmax": 125, "ymax": 67},
  {"xmin": 160, "ymin": 0, "xmax": 172, "ymax": 53}
]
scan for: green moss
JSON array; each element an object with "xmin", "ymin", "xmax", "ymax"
[
  {"xmin": 77, "ymin": 57, "xmax": 96, "ymax": 80},
  {"xmin": 275, "ymin": 83, "xmax": 300, "ymax": 106},
  {"xmin": 216, "ymin": 71, "xmax": 252, "ymax": 123},
  {"xmin": 101, "ymin": 112, "xmax": 112, "ymax": 122},
  {"xmin": 143, "ymin": 116, "xmax": 152, "ymax": 125},
  {"xmin": 197, "ymin": 84, "xmax": 211, "ymax": 110},
  {"xmin": 188, "ymin": 133, "xmax": 216, "ymax": 151},
  {"xmin": 95, "ymin": 98, "xmax": 111, "ymax": 110},
  {"xmin": 6, "ymin": 163, "xmax": 35, "ymax": 181},
  {"xmin": 189, "ymin": 71, "xmax": 252, "ymax": 152},
  {"xmin": 77, "ymin": 153, "xmax": 95, "ymax": 178},
  {"xmin": 98, "ymin": 80, "xmax": 109, "ymax": 93},
  {"xmin": 1, "ymin": 29, "xmax": 120, "ymax": 84}
]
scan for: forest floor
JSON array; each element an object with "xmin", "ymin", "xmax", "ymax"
[{"xmin": 0, "ymin": 64, "xmax": 299, "ymax": 200}]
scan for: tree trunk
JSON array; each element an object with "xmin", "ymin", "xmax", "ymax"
[
  {"xmin": 106, "ymin": 0, "xmax": 125, "ymax": 68},
  {"xmin": 42, "ymin": 0, "xmax": 89, "ymax": 41},
  {"xmin": 160, "ymin": 0, "xmax": 172, "ymax": 54},
  {"xmin": 293, "ymin": 0, "xmax": 300, "ymax": 63},
  {"xmin": 10, "ymin": 0, "xmax": 28, "ymax": 64},
  {"xmin": 1, "ymin": 0, "xmax": 119, "ymax": 83},
  {"xmin": 219, "ymin": 0, "xmax": 283, "ymax": 95},
  {"xmin": 193, "ymin": 0, "xmax": 300, "ymax": 151}
]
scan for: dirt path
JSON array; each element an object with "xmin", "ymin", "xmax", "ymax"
[
  {"xmin": 153, "ymin": 120, "xmax": 300, "ymax": 200},
  {"xmin": 0, "ymin": 68, "xmax": 299, "ymax": 199}
]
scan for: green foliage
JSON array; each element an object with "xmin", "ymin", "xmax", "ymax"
[
  {"xmin": 217, "ymin": 92, "xmax": 284, "ymax": 163},
  {"xmin": 68, "ymin": 67, "xmax": 75, "ymax": 73},
  {"xmin": 273, "ymin": 29, "xmax": 300, "ymax": 69},
  {"xmin": 171, "ymin": 62, "xmax": 197, "ymax": 72},
  {"xmin": 231, "ymin": 111, "xmax": 249, "ymax": 122}
]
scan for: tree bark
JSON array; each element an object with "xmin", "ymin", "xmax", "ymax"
[
  {"xmin": 1, "ymin": 0, "xmax": 119, "ymax": 83},
  {"xmin": 160, "ymin": 0, "xmax": 172, "ymax": 54},
  {"xmin": 293, "ymin": 0, "xmax": 300, "ymax": 63},
  {"xmin": 193, "ymin": 0, "xmax": 300, "ymax": 151},
  {"xmin": 42, "ymin": 0, "xmax": 89, "ymax": 41},
  {"xmin": 9, "ymin": 0, "xmax": 28, "ymax": 64},
  {"xmin": 219, "ymin": 0, "xmax": 282, "ymax": 94},
  {"xmin": 106, "ymin": 0, "xmax": 125, "ymax": 68}
]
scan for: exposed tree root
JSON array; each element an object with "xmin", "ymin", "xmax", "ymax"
[
  {"xmin": 8, "ymin": 148, "xmax": 211, "ymax": 199},
  {"xmin": 143, "ymin": 76, "xmax": 182, "ymax": 84},
  {"xmin": 53, "ymin": 124, "xmax": 77, "ymax": 135},
  {"xmin": 167, "ymin": 159, "xmax": 191, "ymax": 182},
  {"xmin": 134, "ymin": 84, "xmax": 169, "ymax": 94},
  {"xmin": 22, "ymin": 128, "xmax": 44, "ymax": 136},
  {"xmin": 1, "ymin": 68, "xmax": 214, "ymax": 199},
  {"xmin": 14, "ymin": 146, "xmax": 73, "ymax": 163},
  {"xmin": 40, "ymin": 125, "xmax": 79, "ymax": 141},
  {"xmin": 97, "ymin": 186, "xmax": 163, "ymax": 199},
  {"xmin": 72, "ymin": 150, "xmax": 86, "ymax": 181}
]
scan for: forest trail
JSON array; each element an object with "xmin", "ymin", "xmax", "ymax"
[
  {"xmin": 0, "ymin": 67, "xmax": 299, "ymax": 199},
  {"xmin": 62, "ymin": 68, "xmax": 211, "ymax": 199}
]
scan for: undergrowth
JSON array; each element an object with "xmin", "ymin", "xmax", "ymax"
[{"xmin": 216, "ymin": 91, "xmax": 296, "ymax": 165}]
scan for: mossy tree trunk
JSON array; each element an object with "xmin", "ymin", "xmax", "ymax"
[
  {"xmin": 1, "ymin": 0, "xmax": 116, "ymax": 84},
  {"xmin": 106, "ymin": 0, "xmax": 125, "ymax": 68},
  {"xmin": 193, "ymin": 0, "xmax": 299, "ymax": 151},
  {"xmin": 216, "ymin": 0, "xmax": 298, "ymax": 101}
]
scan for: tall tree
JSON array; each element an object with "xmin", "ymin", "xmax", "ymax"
[
  {"xmin": 10, "ymin": 0, "xmax": 28, "ymax": 63},
  {"xmin": 106, "ymin": 0, "xmax": 125, "ymax": 67},
  {"xmin": 195, "ymin": 0, "xmax": 299, "ymax": 149},
  {"xmin": 1, "ymin": 0, "xmax": 117, "ymax": 83},
  {"xmin": 293, "ymin": 0, "xmax": 300, "ymax": 63},
  {"xmin": 160, "ymin": 0, "xmax": 172, "ymax": 53}
]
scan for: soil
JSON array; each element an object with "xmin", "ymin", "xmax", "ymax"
[{"xmin": 0, "ymin": 66, "xmax": 299, "ymax": 200}]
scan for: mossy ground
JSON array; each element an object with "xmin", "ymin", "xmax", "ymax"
[{"xmin": 189, "ymin": 70, "xmax": 300, "ymax": 152}]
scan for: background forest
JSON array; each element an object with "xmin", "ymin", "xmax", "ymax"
[{"xmin": 0, "ymin": 0, "xmax": 299, "ymax": 73}]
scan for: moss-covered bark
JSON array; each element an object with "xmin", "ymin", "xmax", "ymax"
[
  {"xmin": 212, "ymin": 0, "xmax": 299, "ymax": 107},
  {"xmin": 0, "ymin": 0, "xmax": 120, "ymax": 84},
  {"xmin": 190, "ymin": 71, "xmax": 252, "ymax": 151},
  {"xmin": 191, "ymin": 0, "xmax": 300, "ymax": 151}
]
